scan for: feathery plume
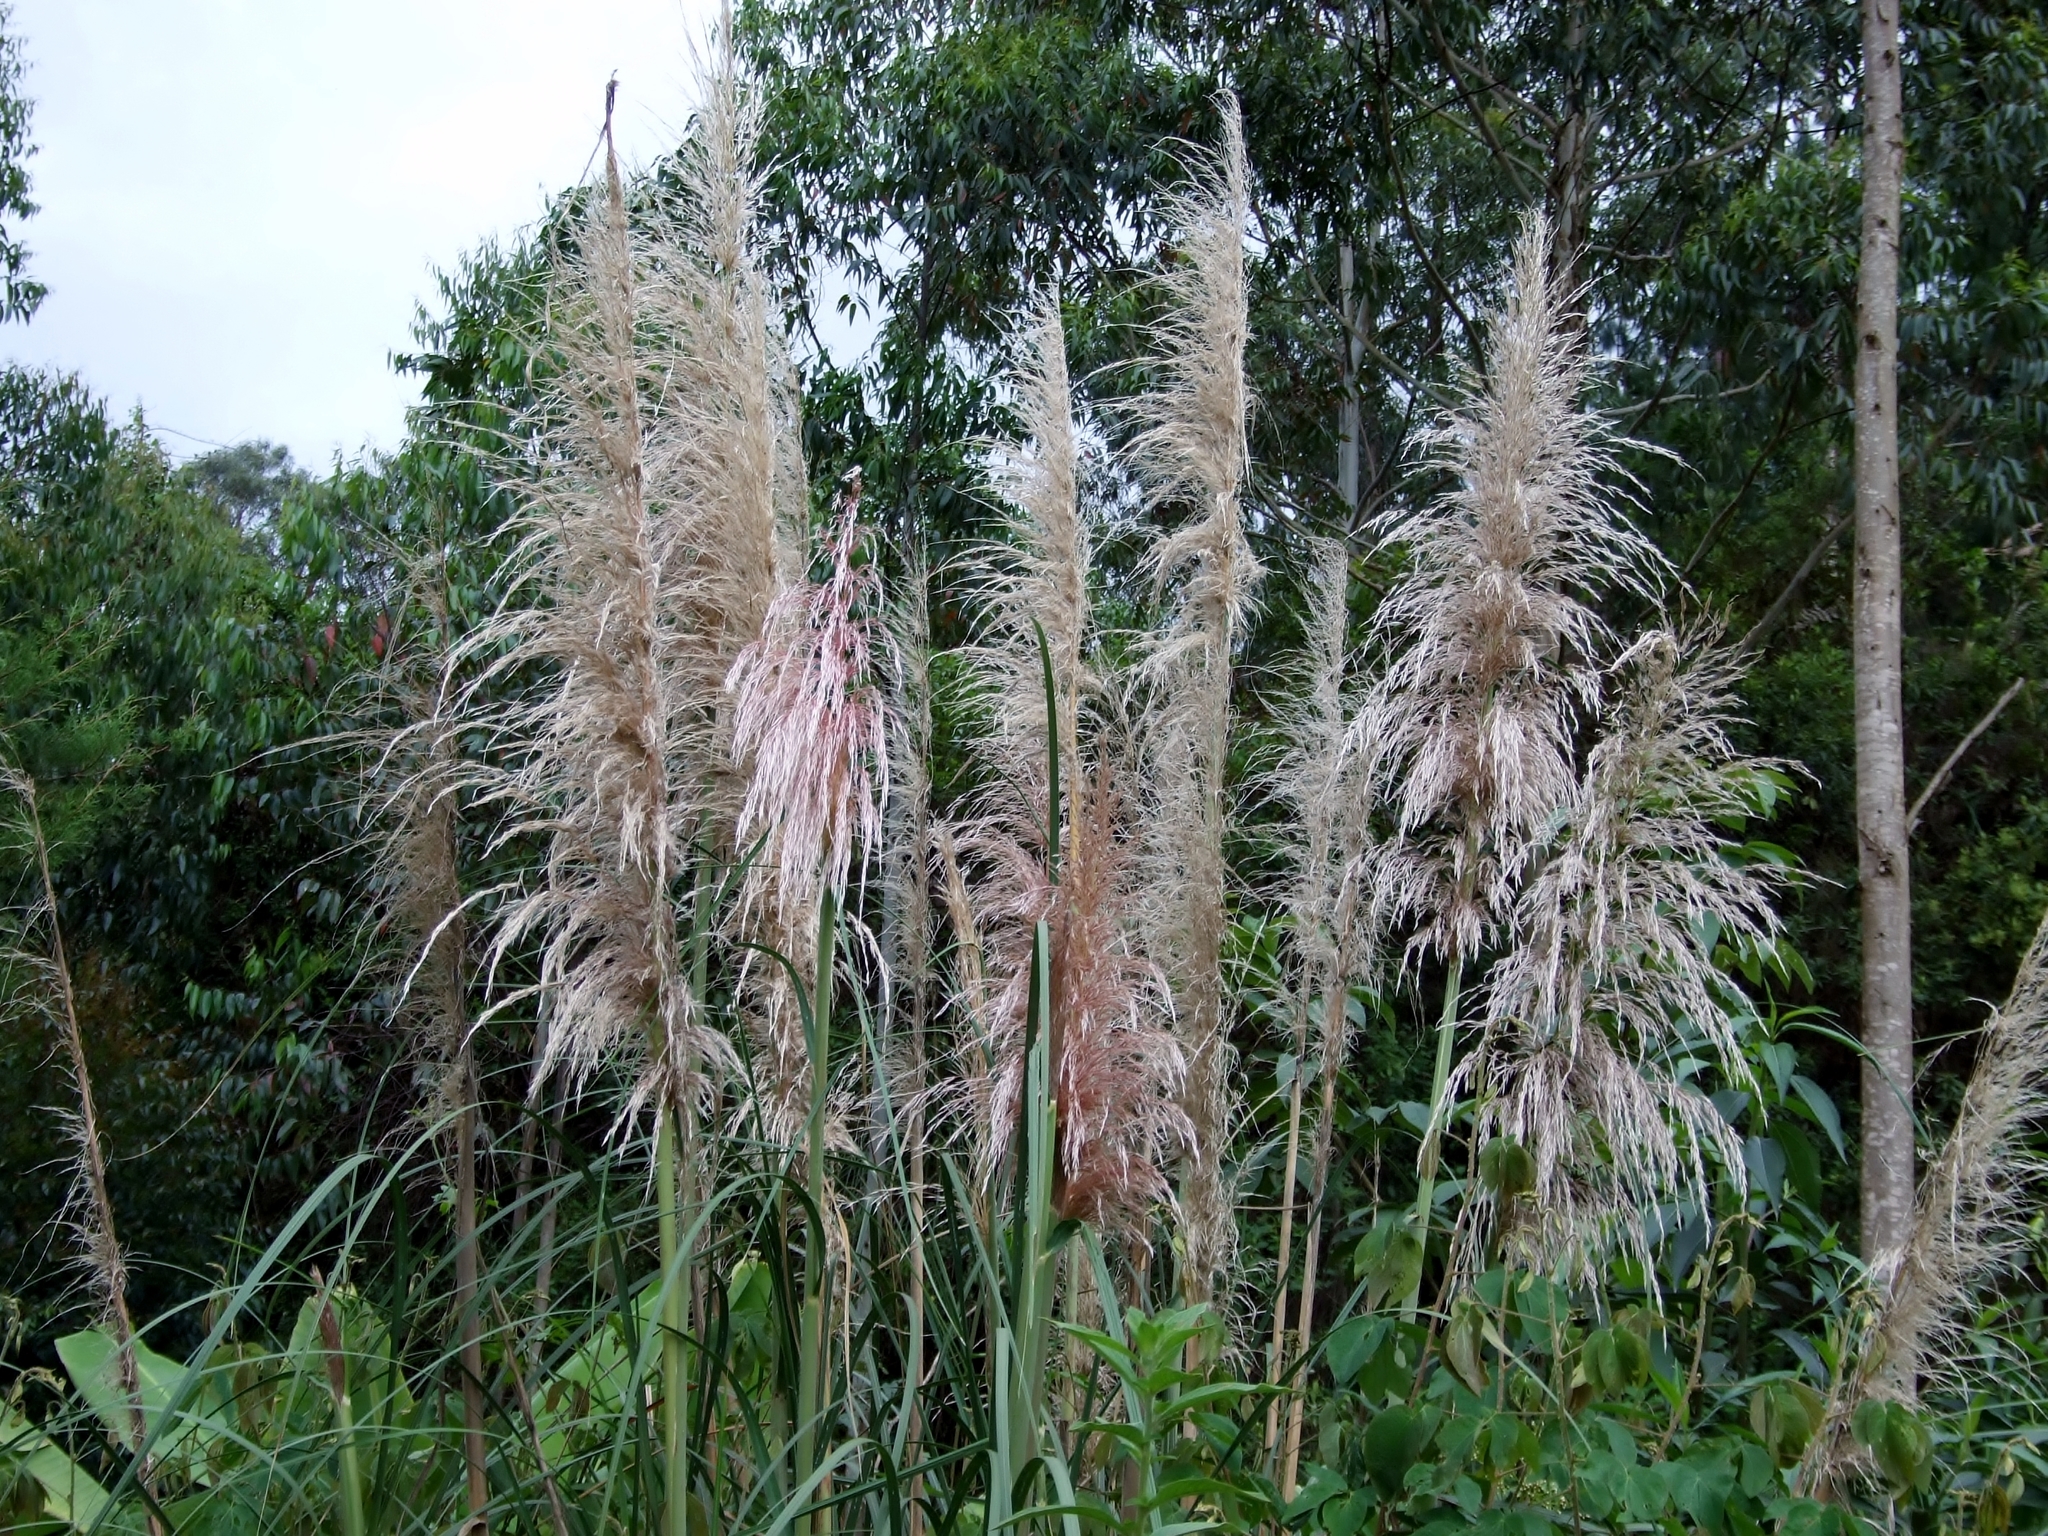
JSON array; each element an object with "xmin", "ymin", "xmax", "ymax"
[
  {"xmin": 1354, "ymin": 211, "xmax": 1670, "ymax": 1274},
  {"xmin": 727, "ymin": 481, "xmax": 889, "ymax": 1141},
  {"xmin": 945, "ymin": 293, "xmax": 1189, "ymax": 1240},
  {"xmin": 1457, "ymin": 628, "xmax": 1783, "ymax": 1277},
  {"xmin": 364, "ymin": 577, "xmax": 474, "ymax": 1122},
  {"xmin": 1804, "ymin": 903, "xmax": 2048, "ymax": 1492},
  {"xmin": 729, "ymin": 487, "xmax": 887, "ymax": 932},
  {"xmin": 884, "ymin": 546, "xmax": 937, "ymax": 1127},
  {"xmin": 983, "ymin": 289, "xmax": 1094, "ymax": 774},
  {"xmin": 648, "ymin": 39, "xmax": 805, "ymax": 837},
  {"xmin": 1129, "ymin": 94, "xmax": 1262, "ymax": 1299},
  {"xmin": 1358, "ymin": 211, "xmax": 1663, "ymax": 967},
  {"xmin": 961, "ymin": 763, "xmax": 1189, "ymax": 1238},
  {"xmin": 464, "ymin": 101, "xmax": 725, "ymax": 1126}
]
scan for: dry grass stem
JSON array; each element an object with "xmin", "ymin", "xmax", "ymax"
[
  {"xmin": 363, "ymin": 571, "xmax": 491, "ymax": 1522},
  {"xmin": 1267, "ymin": 538, "xmax": 1360, "ymax": 1482},
  {"xmin": 3, "ymin": 769, "xmax": 151, "ymax": 1467}
]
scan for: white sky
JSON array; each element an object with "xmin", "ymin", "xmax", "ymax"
[{"xmin": 4, "ymin": 0, "xmax": 718, "ymax": 470}]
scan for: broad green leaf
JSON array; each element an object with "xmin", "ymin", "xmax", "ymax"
[
  {"xmin": 1788, "ymin": 1074, "xmax": 1847, "ymax": 1157},
  {"xmin": 55, "ymin": 1329, "xmax": 228, "ymax": 1484},
  {"xmin": 0, "ymin": 1405, "xmax": 115, "ymax": 1532}
]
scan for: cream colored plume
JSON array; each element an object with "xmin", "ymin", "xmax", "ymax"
[
  {"xmin": 980, "ymin": 289, "xmax": 1093, "ymax": 779},
  {"xmin": 942, "ymin": 291, "xmax": 1190, "ymax": 1241},
  {"xmin": 1129, "ymin": 94, "xmax": 1261, "ymax": 1299},
  {"xmin": 1355, "ymin": 211, "xmax": 1663, "ymax": 968},
  {"xmin": 648, "ymin": 37, "xmax": 806, "ymax": 837},
  {"xmin": 1456, "ymin": 629, "xmax": 1785, "ymax": 1277},
  {"xmin": 1357, "ymin": 215, "xmax": 1794, "ymax": 1281},
  {"xmin": 464, "ymin": 50, "xmax": 786, "ymax": 1125}
]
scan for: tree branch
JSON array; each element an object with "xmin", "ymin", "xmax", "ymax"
[
  {"xmin": 1679, "ymin": 390, "xmax": 1801, "ymax": 581},
  {"xmin": 1740, "ymin": 507, "xmax": 1851, "ymax": 651},
  {"xmin": 1909, "ymin": 677, "xmax": 2027, "ymax": 833}
]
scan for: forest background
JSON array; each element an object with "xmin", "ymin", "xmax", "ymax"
[{"xmin": 0, "ymin": 0, "xmax": 2045, "ymax": 1530}]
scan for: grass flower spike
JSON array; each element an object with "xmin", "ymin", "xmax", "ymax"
[
  {"xmin": 727, "ymin": 479, "xmax": 889, "ymax": 1140},
  {"xmin": 1130, "ymin": 94, "xmax": 1261, "ymax": 1302}
]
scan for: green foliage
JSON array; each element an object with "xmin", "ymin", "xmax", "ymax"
[
  {"xmin": 0, "ymin": 372, "xmax": 375, "ymax": 1353},
  {"xmin": 1, "ymin": 3, "xmax": 2047, "ymax": 1535},
  {"xmin": 0, "ymin": 4, "xmax": 41, "ymax": 325}
]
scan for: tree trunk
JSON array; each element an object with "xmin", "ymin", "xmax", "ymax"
[
  {"xmin": 1548, "ymin": 0, "xmax": 1592, "ymax": 294},
  {"xmin": 1337, "ymin": 240, "xmax": 1361, "ymax": 523},
  {"xmin": 1853, "ymin": 0, "xmax": 1913, "ymax": 1264}
]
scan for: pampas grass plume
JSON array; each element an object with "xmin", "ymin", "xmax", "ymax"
[
  {"xmin": 1804, "ymin": 903, "xmax": 2048, "ymax": 1492},
  {"xmin": 463, "ymin": 98, "xmax": 722, "ymax": 1126},
  {"xmin": 1462, "ymin": 628, "xmax": 1784, "ymax": 1276},
  {"xmin": 945, "ymin": 291, "xmax": 1190, "ymax": 1239},
  {"xmin": 1130, "ymin": 92, "xmax": 1261, "ymax": 1299},
  {"xmin": 1358, "ymin": 211, "xmax": 1662, "ymax": 967}
]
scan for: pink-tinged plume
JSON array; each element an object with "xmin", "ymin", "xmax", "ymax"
[{"xmin": 727, "ymin": 478, "xmax": 889, "ymax": 1138}]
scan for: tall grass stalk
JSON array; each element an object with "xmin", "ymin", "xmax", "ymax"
[
  {"xmin": 1129, "ymin": 96, "xmax": 1261, "ymax": 1304},
  {"xmin": 886, "ymin": 537, "xmax": 936, "ymax": 1536},
  {"xmin": 1270, "ymin": 540, "xmax": 1360, "ymax": 1494},
  {"xmin": 4, "ymin": 769, "xmax": 151, "ymax": 1483},
  {"xmin": 459, "ymin": 86, "xmax": 734, "ymax": 1536},
  {"xmin": 957, "ymin": 291, "xmax": 1187, "ymax": 1253},
  {"xmin": 729, "ymin": 471, "xmax": 887, "ymax": 1533},
  {"xmin": 794, "ymin": 885, "xmax": 840, "ymax": 1536}
]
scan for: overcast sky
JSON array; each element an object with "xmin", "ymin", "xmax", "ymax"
[{"xmin": 4, "ymin": 0, "xmax": 717, "ymax": 469}]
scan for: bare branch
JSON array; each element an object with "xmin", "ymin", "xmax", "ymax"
[
  {"xmin": 1740, "ymin": 508, "xmax": 1852, "ymax": 652},
  {"xmin": 1909, "ymin": 677, "xmax": 2027, "ymax": 833}
]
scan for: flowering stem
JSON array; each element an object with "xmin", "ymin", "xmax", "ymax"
[
  {"xmin": 1406, "ymin": 953, "xmax": 1464, "ymax": 1318},
  {"xmin": 657, "ymin": 1105, "xmax": 689, "ymax": 1536},
  {"xmin": 1264, "ymin": 995, "xmax": 1308, "ymax": 1470},
  {"xmin": 797, "ymin": 884, "xmax": 838, "ymax": 1536}
]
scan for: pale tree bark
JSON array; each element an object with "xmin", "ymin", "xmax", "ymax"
[{"xmin": 1853, "ymin": 0, "xmax": 1913, "ymax": 1264}]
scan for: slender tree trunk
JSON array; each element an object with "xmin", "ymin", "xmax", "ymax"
[
  {"xmin": 1549, "ymin": 0, "xmax": 1592, "ymax": 294},
  {"xmin": 1337, "ymin": 241, "xmax": 1361, "ymax": 523},
  {"xmin": 1854, "ymin": 0, "xmax": 1913, "ymax": 1266}
]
